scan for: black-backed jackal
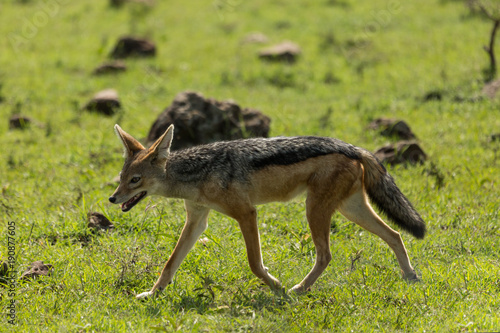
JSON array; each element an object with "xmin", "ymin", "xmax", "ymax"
[{"xmin": 109, "ymin": 125, "xmax": 425, "ymax": 299}]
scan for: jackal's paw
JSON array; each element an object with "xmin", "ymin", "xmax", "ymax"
[
  {"xmin": 136, "ymin": 290, "xmax": 155, "ymax": 300},
  {"xmin": 403, "ymin": 271, "xmax": 420, "ymax": 282},
  {"xmin": 288, "ymin": 284, "xmax": 310, "ymax": 295}
]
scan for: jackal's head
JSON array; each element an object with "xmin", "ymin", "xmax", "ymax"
[{"xmin": 109, "ymin": 124, "xmax": 174, "ymax": 212}]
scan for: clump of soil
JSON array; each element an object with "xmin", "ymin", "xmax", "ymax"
[
  {"xmin": 0, "ymin": 261, "xmax": 9, "ymax": 284},
  {"xmin": 83, "ymin": 89, "xmax": 121, "ymax": 116},
  {"xmin": 88, "ymin": 212, "xmax": 115, "ymax": 231},
  {"xmin": 92, "ymin": 61, "xmax": 127, "ymax": 75},
  {"xmin": 9, "ymin": 115, "xmax": 32, "ymax": 130},
  {"xmin": 109, "ymin": 36, "xmax": 156, "ymax": 59},
  {"xmin": 147, "ymin": 91, "xmax": 271, "ymax": 150},
  {"xmin": 21, "ymin": 261, "xmax": 53, "ymax": 281},
  {"xmin": 368, "ymin": 118, "xmax": 416, "ymax": 141},
  {"xmin": 258, "ymin": 41, "xmax": 301, "ymax": 63},
  {"xmin": 374, "ymin": 141, "xmax": 427, "ymax": 166}
]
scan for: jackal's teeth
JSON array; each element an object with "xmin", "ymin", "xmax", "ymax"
[{"xmin": 121, "ymin": 191, "xmax": 147, "ymax": 212}]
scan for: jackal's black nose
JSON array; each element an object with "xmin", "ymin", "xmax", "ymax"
[{"xmin": 109, "ymin": 196, "xmax": 116, "ymax": 203}]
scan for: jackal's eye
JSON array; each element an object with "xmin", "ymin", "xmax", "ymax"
[{"xmin": 130, "ymin": 176, "xmax": 141, "ymax": 184}]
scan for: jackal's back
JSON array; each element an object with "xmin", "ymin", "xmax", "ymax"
[{"xmin": 167, "ymin": 136, "xmax": 361, "ymax": 186}]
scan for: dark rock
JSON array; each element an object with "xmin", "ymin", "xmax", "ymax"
[
  {"xmin": 109, "ymin": 36, "xmax": 156, "ymax": 59},
  {"xmin": 84, "ymin": 89, "xmax": 121, "ymax": 116},
  {"xmin": 92, "ymin": 61, "xmax": 127, "ymax": 75},
  {"xmin": 21, "ymin": 261, "xmax": 53, "ymax": 281},
  {"xmin": 88, "ymin": 212, "xmax": 114, "ymax": 231},
  {"xmin": 9, "ymin": 115, "xmax": 32, "ymax": 130},
  {"xmin": 374, "ymin": 141, "xmax": 427, "ymax": 166},
  {"xmin": 368, "ymin": 118, "xmax": 416, "ymax": 141},
  {"xmin": 147, "ymin": 91, "xmax": 271, "ymax": 150},
  {"xmin": 258, "ymin": 41, "xmax": 301, "ymax": 63}
]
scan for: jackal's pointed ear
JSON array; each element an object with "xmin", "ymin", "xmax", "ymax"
[
  {"xmin": 148, "ymin": 124, "xmax": 174, "ymax": 162},
  {"xmin": 114, "ymin": 124, "xmax": 145, "ymax": 159}
]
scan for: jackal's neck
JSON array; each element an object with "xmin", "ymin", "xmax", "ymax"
[{"xmin": 155, "ymin": 169, "xmax": 200, "ymax": 202}]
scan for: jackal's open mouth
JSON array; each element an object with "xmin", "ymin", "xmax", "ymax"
[{"xmin": 121, "ymin": 191, "xmax": 147, "ymax": 212}]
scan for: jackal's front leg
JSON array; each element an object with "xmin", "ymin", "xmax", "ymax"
[{"xmin": 136, "ymin": 201, "xmax": 210, "ymax": 299}]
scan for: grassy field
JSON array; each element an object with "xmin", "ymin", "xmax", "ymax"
[{"xmin": 1, "ymin": 0, "xmax": 499, "ymax": 331}]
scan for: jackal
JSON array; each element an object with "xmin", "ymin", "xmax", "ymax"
[{"xmin": 109, "ymin": 124, "xmax": 425, "ymax": 299}]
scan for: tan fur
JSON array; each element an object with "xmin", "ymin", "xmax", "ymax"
[{"xmin": 109, "ymin": 125, "xmax": 421, "ymax": 299}]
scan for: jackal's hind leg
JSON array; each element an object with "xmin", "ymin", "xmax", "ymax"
[
  {"xmin": 338, "ymin": 189, "xmax": 418, "ymax": 280},
  {"xmin": 136, "ymin": 201, "xmax": 210, "ymax": 299}
]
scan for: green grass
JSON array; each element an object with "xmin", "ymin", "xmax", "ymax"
[{"xmin": 1, "ymin": 0, "xmax": 499, "ymax": 331}]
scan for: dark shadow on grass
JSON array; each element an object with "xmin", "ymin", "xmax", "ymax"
[
  {"xmin": 142, "ymin": 287, "xmax": 293, "ymax": 316},
  {"xmin": 33, "ymin": 231, "xmax": 95, "ymax": 247},
  {"xmin": 189, "ymin": 288, "xmax": 291, "ymax": 315}
]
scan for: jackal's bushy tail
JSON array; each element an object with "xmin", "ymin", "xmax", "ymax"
[{"xmin": 358, "ymin": 149, "xmax": 426, "ymax": 239}]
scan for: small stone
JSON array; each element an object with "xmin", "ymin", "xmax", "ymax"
[{"xmin": 198, "ymin": 237, "xmax": 210, "ymax": 246}]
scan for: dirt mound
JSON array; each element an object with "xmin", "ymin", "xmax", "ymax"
[
  {"xmin": 9, "ymin": 115, "xmax": 32, "ymax": 130},
  {"xmin": 147, "ymin": 91, "xmax": 271, "ymax": 150},
  {"xmin": 368, "ymin": 118, "xmax": 416, "ymax": 141},
  {"xmin": 88, "ymin": 212, "xmax": 115, "ymax": 231},
  {"xmin": 374, "ymin": 141, "xmax": 427, "ymax": 166},
  {"xmin": 83, "ymin": 89, "xmax": 121, "ymax": 116},
  {"xmin": 93, "ymin": 61, "xmax": 127, "ymax": 75},
  {"xmin": 259, "ymin": 41, "xmax": 301, "ymax": 63},
  {"xmin": 109, "ymin": 36, "xmax": 156, "ymax": 59}
]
